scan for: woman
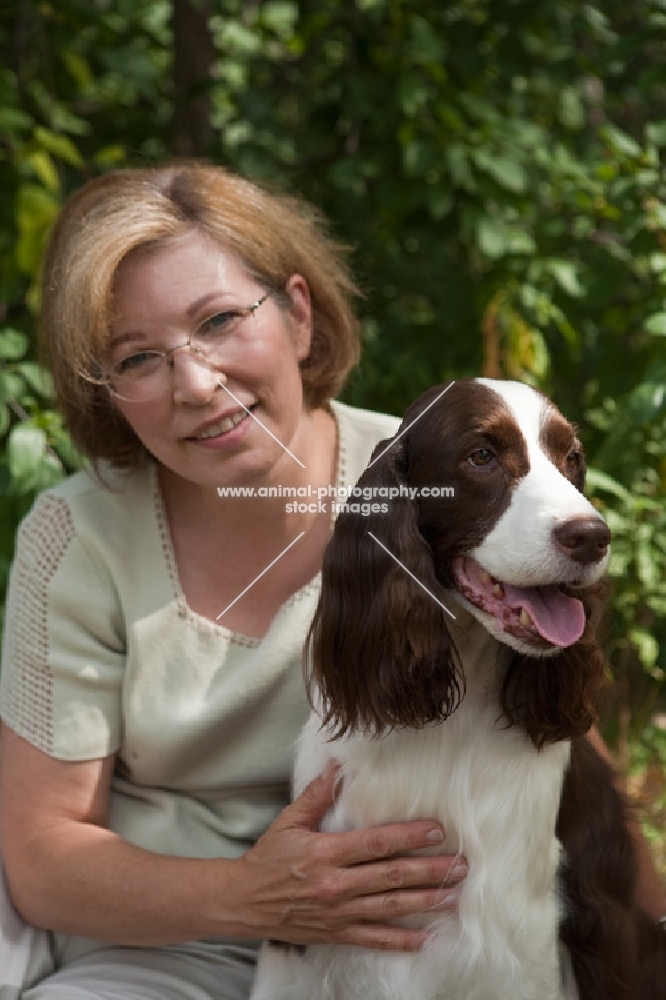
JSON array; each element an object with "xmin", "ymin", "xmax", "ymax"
[{"xmin": 0, "ymin": 163, "xmax": 467, "ymax": 999}]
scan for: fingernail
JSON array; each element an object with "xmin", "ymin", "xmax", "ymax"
[
  {"xmin": 426, "ymin": 827, "xmax": 444, "ymax": 843},
  {"xmin": 451, "ymin": 864, "xmax": 468, "ymax": 880}
]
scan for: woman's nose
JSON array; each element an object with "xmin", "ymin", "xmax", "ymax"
[{"xmin": 170, "ymin": 348, "xmax": 226, "ymax": 404}]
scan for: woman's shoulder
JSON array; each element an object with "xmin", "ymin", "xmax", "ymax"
[
  {"xmin": 30, "ymin": 461, "xmax": 154, "ymax": 505},
  {"xmin": 329, "ymin": 398, "xmax": 402, "ymax": 440},
  {"xmin": 16, "ymin": 460, "xmax": 155, "ymax": 555},
  {"xmin": 328, "ymin": 399, "xmax": 402, "ymax": 486}
]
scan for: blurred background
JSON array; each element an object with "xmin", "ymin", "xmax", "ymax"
[{"xmin": 1, "ymin": 0, "xmax": 665, "ymax": 874}]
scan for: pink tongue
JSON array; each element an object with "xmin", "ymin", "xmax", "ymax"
[{"xmin": 503, "ymin": 584, "xmax": 585, "ymax": 647}]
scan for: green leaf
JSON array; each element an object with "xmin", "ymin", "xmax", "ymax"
[
  {"xmin": 0, "ymin": 328, "xmax": 29, "ymax": 361},
  {"xmin": 0, "ymin": 370, "xmax": 25, "ymax": 403},
  {"xmin": 649, "ymin": 254, "xmax": 666, "ymax": 274},
  {"xmin": 476, "ymin": 154, "xmax": 527, "ymax": 194},
  {"xmin": 15, "ymin": 362, "xmax": 55, "ymax": 398},
  {"xmin": 627, "ymin": 380, "xmax": 666, "ymax": 423},
  {"xmin": 559, "ymin": 87, "xmax": 585, "ymax": 130},
  {"xmin": 646, "ymin": 122, "xmax": 666, "ymax": 147},
  {"xmin": 23, "ymin": 149, "xmax": 60, "ymax": 193},
  {"xmin": 602, "ymin": 124, "xmax": 642, "ymax": 158},
  {"xmin": 636, "ymin": 530, "xmax": 660, "ymax": 589},
  {"xmin": 60, "ymin": 49, "xmax": 94, "ymax": 89},
  {"xmin": 34, "ymin": 126, "xmax": 84, "ymax": 168},
  {"xmin": 629, "ymin": 627, "xmax": 659, "ymax": 670},
  {"xmin": 50, "ymin": 425, "xmax": 83, "ymax": 471},
  {"xmin": 0, "ymin": 403, "xmax": 10, "ymax": 437},
  {"xmin": 0, "ymin": 107, "xmax": 33, "ymax": 133},
  {"xmin": 408, "ymin": 15, "xmax": 446, "ymax": 64},
  {"xmin": 446, "ymin": 145, "xmax": 475, "ymax": 190},
  {"xmin": 398, "ymin": 74, "xmax": 430, "ymax": 117},
  {"xmin": 477, "ymin": 217, "xmax": 509, "ymax": 259},
  {"xmin": 547, "ymin": 260, "xmax": 585, "ymax": 297},
  {"xmin": 216, "ymin": 20, "xmax": 262, "ymax": 55},
  {"xmin": 428, "ymin": 189, "xmax": 453, "ymax": 220},
  {"xmin": 402, "ymin": 139, "xmax": 436, "ymax": 177},
  {"xmin": 492, "ymin": 159, "xmax": 528, "ymax": 194},
  {"xmin": 49, "ymin": 104, "xmax": 91, "ymax": 136},
  {"xmin": 261, "ymin": 1, "xmax": 298, "ymax": 38},
  {"xmin": 645, "ymin": 313, "xmax": 666, "ymax": 336},
  {"xmin": 7, "ymin": 424, "xmax": 47, "ymax": 481},
  {"xmin": 93, "ymin": 145, "xmax": 127, "ymax": 168},
  {"xmin": 586, "ymin": 468, "xmax": 633, "ymax": 504},
  {"xmin": 32, "ymin": 452, "xmax": 66, "ymax": 491},
  {"xmin": 15, "ymin": 184, "xmax": 60, "ymax": 275},
  {"xmin": 473, "ymin": 150, "xmax": 528, "ymax": 193}
]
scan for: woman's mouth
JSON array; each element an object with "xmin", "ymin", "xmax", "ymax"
[{"xmin": 188, "ymin": 404, "xmax": 257, "ymax": 442}]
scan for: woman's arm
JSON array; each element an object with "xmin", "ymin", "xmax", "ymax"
[
  {"xmin": 587, "ymin": 726, "xmax": 666, "ymax": 920},
  {"xmin": 0, "ymin": 724, "xmax": 465, "ymax": 951}
]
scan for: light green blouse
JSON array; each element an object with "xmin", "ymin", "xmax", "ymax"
[{"xmin": 0, "ymin": 400, "xmax": 399, "ymax": 963}]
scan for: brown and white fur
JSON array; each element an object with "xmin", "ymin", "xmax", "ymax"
[{"xmin": 250, "ymin": 378, "xmax": 666, "ymax": 1000}]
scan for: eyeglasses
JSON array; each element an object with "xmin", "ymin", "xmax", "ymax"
[{"xmin": 93, "ymin": 290, "xmax": 272, "ymax": 403}]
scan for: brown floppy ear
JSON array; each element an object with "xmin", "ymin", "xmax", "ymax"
[{"xmin": 307, "ymin": 435, "xmax": 464, "ymax": 738}]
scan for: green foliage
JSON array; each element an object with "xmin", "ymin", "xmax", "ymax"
[{"xmin": 2, "ymin": 0, "xmax": 666, "ymax": 760}]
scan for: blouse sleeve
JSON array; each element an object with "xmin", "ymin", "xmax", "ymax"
[{"xmin": 0, "ymin": 491, "xmax": 126, "ymax": 760}]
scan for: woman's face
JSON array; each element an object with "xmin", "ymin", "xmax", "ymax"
[{"xmin": 108, "ymin": 229, "xmax": 313, "ymax": 488}]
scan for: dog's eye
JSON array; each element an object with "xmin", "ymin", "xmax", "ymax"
[
  {"xmin": 468, "ymin": 448, "xmax": 496, "ymax": 467},
  {"xmin": 565, "ymin": 450, "xmax": 581, "ymax": 473}
]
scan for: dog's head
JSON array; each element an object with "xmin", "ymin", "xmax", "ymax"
[
  {"xmin": 403, "ymin": 378, "xmax": 609, "ymax": 654},
  {"xmin": 308, "ymin": 379, "xmax": 609, "ymax": 746}
]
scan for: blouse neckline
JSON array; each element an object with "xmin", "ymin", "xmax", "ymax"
[{"xmin": 152, "ymin": 401, "xmax": 347, "ymax": 646}]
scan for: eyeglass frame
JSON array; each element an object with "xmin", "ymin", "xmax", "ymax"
[{"xmin": 85, "ymin": 289, "xmax": 273, "ymax": 401}]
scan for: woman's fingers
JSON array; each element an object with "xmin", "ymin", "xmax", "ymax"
[
  {"xmin": 316, "ymin": 885, "xmax": 461, "ymax": 928},
  {"xmin": 328, "ymin": 819, "xmax": 448, "ymax": 866},
  {"xmin": 334, "ymin": 922, "xmax": 432, "ymax": 952},
  {"xmin": 321, "ymin": 853, "xmax": 468, "ymax": 903},
  {"xmin": 286, "ymin": 765, "xmax": 450, "ymax": 866},
  {"xmin": 279, "ymin": 760, "xmax": 342, "ymax": 831},
  {"xmin": 271, "ymin": 884, "xmax": 462, "ymax": 950}
]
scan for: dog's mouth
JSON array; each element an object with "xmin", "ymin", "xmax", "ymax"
[{"xmin": 451, "ymin": 555, "xmax": 586, "ymax": 650}]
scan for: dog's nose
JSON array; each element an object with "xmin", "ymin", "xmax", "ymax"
[{"xmin": 552, "ymin": 516, "xmax": 610, "ymax": 564}]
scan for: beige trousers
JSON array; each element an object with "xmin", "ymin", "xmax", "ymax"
[
  {"xmin": 0, "ymin": 862, "xmax": 52, "ymax": 1000},
  {"xmin": 1, "ymin": 862, "xmax": 256, "ymax": 1000},
  {"xmin": 21, "ymin": 944, "xmax": 256, "ymax": 1000}
]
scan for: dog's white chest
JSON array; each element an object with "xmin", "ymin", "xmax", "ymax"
[{"xmin": 250, "ymin": 702, "xmax": 574, "ymax": 1000}]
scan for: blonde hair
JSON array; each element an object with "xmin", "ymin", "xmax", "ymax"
[{"xmin": 41, "ymin": 162, "xmax": 361, "ymax": 467}]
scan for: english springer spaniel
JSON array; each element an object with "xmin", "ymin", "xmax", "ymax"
[{"xmin": 250, "ymin": 378, "xmax": 666, "ymax": 1000}]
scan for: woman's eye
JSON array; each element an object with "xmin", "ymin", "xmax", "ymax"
[
  {"xmin": 199, "ymin": 311, "xmax": 242, "ymax": 337},
  {"xmin": 116, "ymin": 351, "xmax": 160, "ymax": 373},
  {"xmin": 468, "ymin": 448, "xmax": 497, "ymax": 467}
]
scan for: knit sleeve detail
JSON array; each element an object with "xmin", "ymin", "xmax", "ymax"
[{"xmin": 1, "ymin": 491, "xmax": 125, "ymax": 759}]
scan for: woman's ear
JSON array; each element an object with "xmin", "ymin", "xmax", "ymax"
[{"xmin": 284, "ymin": 273, "xmax": 312, "ymax": 361}]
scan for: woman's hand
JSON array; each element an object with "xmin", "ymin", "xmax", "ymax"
[{"xmin": 232, "ymin": 762, "xmax": 467, "ymax": 951}]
